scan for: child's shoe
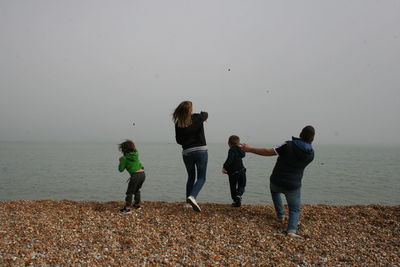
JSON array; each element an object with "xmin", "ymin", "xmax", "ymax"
[
  {"xmin": 120, "ymin": 206, "xmax": 131, "ymax": 213},
  {"xmin": 234, "ymin": 195, "xmax": 242, "ymax": 207},
  {"xmin": 132, "ymin": 202, "xmax": 142, "ymax": 210},
  {"xmin": 274, "ymin": 216, "xmax": 286, "ymax": 223}
]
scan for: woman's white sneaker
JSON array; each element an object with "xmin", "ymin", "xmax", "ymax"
[{"xmin": 187, "ymin": 196, "xmax": 201, "ymax": 212}]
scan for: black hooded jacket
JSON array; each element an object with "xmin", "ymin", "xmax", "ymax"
[
  {"xmin": 270, "ymin": 138, "xmax": 314, "ymax": 190},
  {"xmin": 223, "ymin": 145, "xmax": 246, "ymax": 175}
]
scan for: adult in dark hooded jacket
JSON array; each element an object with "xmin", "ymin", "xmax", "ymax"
[{"xmin": 241, "ymin": 126, "xmax": 315, "ymax": 238}]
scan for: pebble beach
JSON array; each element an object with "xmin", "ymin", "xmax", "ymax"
[{"xmin": 0, "ymin": 200, "xmax": 399, "ymax": 266}]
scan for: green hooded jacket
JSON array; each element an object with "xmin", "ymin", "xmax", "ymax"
[{"xmin": 118, "ymin": 152, "xmax": 144, "ymax": 174}]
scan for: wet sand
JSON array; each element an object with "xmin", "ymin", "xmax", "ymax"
[{"xmin": 0, "ymin": 200, "xmax": 399, "ymax": 266}]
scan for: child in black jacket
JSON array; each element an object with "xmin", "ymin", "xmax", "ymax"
[{"xmin": 222, "ymin": 135, "xmax": 246, "ymax": 207}]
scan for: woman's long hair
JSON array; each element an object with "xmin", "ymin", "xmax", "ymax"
[
  {"xmin": 119, "ymin": 140, "xmax": 137, "ymax": 154},
  {"xmin": 172, "ymin": 101, "xmax": 192, "ymax": 128}
]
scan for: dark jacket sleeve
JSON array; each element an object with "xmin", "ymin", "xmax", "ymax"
[
  {"xmin": 200, "ymin": 111, "xmax": 208, "ymax": 122},
  {"xmin": 175, "ymin": 124, "xmax": 183, "ymax": 145},
  {"xmin": 223, "ymin": 149, "xmax": 235, "ymax": 171}
]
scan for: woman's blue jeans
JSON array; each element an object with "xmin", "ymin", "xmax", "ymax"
[
  {"xmin": 182, "ymin": 150, "xmax": 208, "ymax": 198},
  {"xmin": 270, "ymin": 183, "xmax": 301, "ymax": 233}
]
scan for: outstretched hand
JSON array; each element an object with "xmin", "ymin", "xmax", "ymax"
[
  {"xmin": 240, "ymin": 144, "xmax": 276, "ymax": 156},
  {"xmin": 240, "ymin": 143, "xmax": 251, "ymax": 152},
  {"xmin": 222, "ymin": 168, "xmax": 227, "ymax": 174}
]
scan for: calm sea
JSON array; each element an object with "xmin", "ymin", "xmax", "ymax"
[{"xmin": 0, "ymin": 142, "xmax": 399, "ymax": 205}]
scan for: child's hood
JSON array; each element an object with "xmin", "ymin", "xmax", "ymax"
[
  {"xmin": 124, "ymin": 152, "xmax": 139, "ymax": 161},
  {"xmin": 231, "ymin": 145, "xmax": 245, "ymax": 158}
]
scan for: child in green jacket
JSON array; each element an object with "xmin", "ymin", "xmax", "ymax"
[{"xmin": 118, "ymin": 140, "xmax": 146, "ymax": 213}]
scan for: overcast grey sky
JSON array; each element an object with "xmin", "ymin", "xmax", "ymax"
[{"xmin": 0, "ymin": 0, "xmax": 399, "ymax": 145}]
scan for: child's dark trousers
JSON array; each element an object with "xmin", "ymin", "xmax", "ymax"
[
  {"xmin": 125, "ymin": 171, "xmax": 146, "ymax": 206},
  {"xmin": 228, "ymin": 168, "xmax": 246, "ymax": 201}
]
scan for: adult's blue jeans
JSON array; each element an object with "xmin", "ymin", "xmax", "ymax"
[
  {"xmin": 182, "ymin": 150, "xmax": 208, "ymax": 198},
  {"xmin": 270, "ymin": 183, "xmax": 301, "ymax": 233}
]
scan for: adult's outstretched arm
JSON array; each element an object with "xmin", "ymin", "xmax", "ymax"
[{"xmin": 241, "ymin": 144, "xmax": 277, "ymax": 157}]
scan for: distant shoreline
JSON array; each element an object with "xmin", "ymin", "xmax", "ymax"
[
  {"xmin": 1, "ymin": 200, "xmax": 398, "ymax": 265},
  {"xmin": 1, "ymin": 140, "xmax": 400, "ymax": 147}
]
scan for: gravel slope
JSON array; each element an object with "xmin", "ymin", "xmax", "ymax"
[{"xmin": 0, "ymin": 200, "xmax": 399, "ymax": 266}]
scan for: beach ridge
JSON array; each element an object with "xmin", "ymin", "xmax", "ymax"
[{"xmin": 0, "ymin": 200, "xmax": 399, "ymax": 265}]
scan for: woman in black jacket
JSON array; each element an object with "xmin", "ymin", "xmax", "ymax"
[{"xmin": 173, "ymin": 101, "xmax": 208, "ymax": 212}]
